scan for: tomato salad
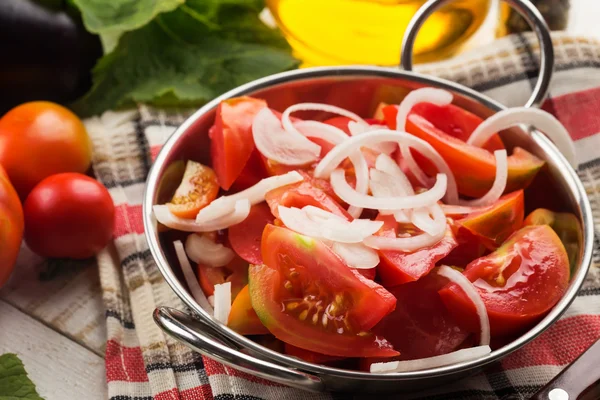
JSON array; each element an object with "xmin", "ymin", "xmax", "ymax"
[{"xmin": 153, "ymin": 88, "xmax": 580, "ymax": 373}]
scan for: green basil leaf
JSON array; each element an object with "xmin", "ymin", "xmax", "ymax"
[{"xmin": 0, "ymin": 354, "xmax": 44, "ymax": 400}]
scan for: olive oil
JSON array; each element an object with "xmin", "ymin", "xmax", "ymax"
[{"xmin": 266, "ymin": 0, "xmax": 491, "ymax": 66}]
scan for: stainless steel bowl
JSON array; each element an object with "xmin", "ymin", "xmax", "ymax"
[{"xmin": 143, "ymin": 0, "xmax": 594, "ymax": 394}]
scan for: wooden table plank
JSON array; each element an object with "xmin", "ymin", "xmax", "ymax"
[
  {"xmin": 1, "ymin": 246, "xmax": 106, "ymax": 356},
  {"xmin": 0, "ymin": 300, "xmax": 106, "ymax": 400}
]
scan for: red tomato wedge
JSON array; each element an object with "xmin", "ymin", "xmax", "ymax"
[
  {"xmin": 284, "ymin": 344, "xmax": 346, "ymax": 364},
  {"xmin": 197, "ymin": 256, "xmax": 249, "ymax": 300},
  {"xmin": 210, "ymin": 97, "xmax": 267, "ymax": 190},
  {"xmin": 249, "ymin": 225, "xmax": 398, "ymax": 358},
  {"xmin": 228, "ymin": 285, "xmax": 269, "ymax": 335},
  {"xmin": 439, "ymin": 225, "xmax": 570, "ymax": 337},
  {"xmin": 265, "ymin": 171, "xmax": 351, "ymax": 220},
  {"xmin": 167, "ymin": 161, "xmax": 219, "ymax": 219},
  {"xmin": 442, "ymin": 220, "xmax": 488, "ymax": 267},
  {"xmin": 524, "ymin": 208, "xmax": 582, "ymax": 273},
  {"xmin": 375, "ymin": 214, "xmax": 458, "ymax": 287},
  {"xmin": 229, "ymin": 203, "xmax": 274, "ymax": 265},
  {"xmin": 409, "ymin": 103, "xmax": 505, "ymax": 151},
  {"xmin": 229, "ymin": 148, "xmax": 268, "ymax": 192},
  {"xmin": 457, "ymin": 190, "xmax": 525, "ymax": 250},
  {"xmin": 364, "ymin": 271, "xmax": 470, "ymax": 368},
  {"xmin": 382, "ymin": 105, "xmax": 544, "ymax": 198}
]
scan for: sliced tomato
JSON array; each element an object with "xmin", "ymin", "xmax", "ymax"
[
  {"xmin": 441, "ymin": 220, "xmax": 488, "ymax": 267},
  {"xmin": 324, "ymin": 116, "xmax": 352, "ymax": 134},
  {"xmin": 210, "ymin": 97, "xmax": 267, "ymax": 190},
  {"xmin": 229, "ymin": 203, "xmax": 274, "ymax": 264},
  {"xmin": 439, "ymin": 225, "xmax": 570, "ymax": 337},
  {"xmin": 357, "ymin": 267, "xmax": 376, "ymax": 281},
  {"xmin": 228, "ymin": 285, "xmax": 269, "ymax": 335},
  {"xmin": 284, "ymin": 344, "xmax": 346, "ymax": 364},
  {"xmin": 524, "ymin": 208, "xmax": 582, "ymax": 273},
  {"xmin": 265, "ymin": 171, "xmax": 351, "ymax": 220},
  {"xmin": 375, "ymin": 214, "xmax": 457, "ymax": 286},
  {"xmin": 383, "ymin": 106, "xmax": 545, "ymax": 198},
  {"xmin": 409, "ymin": 103, "xmax": 505, "ymax": 151},
  {"xmin": 197, "ymin": 256, "xmax": 249, "ymax": 300},
  {"xmin": 249, "ymin": 225, "xmax": 398, "ymax": 358},
  {"xmin": 362, "ymin": 271, "xmax": 470, "ymax": 369},
  {"xmin": 166, "ymin": 161, "xmax": 219, "ymax": 219},
  {"xmin": 457, "ymin": 190, "xmax": 525, "ymax": 250},
  {"xmin": 229, "ymin": 148, "xmax": 268, "ymax": 192}
]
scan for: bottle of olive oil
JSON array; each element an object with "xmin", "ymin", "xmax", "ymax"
[{"xmin": 266, "ymin": 0, "xmax": 491, "ymax": 66}]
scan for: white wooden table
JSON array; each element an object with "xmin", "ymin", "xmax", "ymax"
[{"xmin": 1, "ymin": 1, "xmax": 598, "ymax": 399}]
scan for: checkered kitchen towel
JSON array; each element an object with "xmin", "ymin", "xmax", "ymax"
[{"xmin": 84, "ymin": 31, "xmax": 600, "ymax": 400}]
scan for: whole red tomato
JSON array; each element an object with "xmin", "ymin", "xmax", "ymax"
[
  {"xmin": 0, "ymin": 165, "xmax": 24, "ymax": 287},
  {"xmin": 0, "ymin": 101, "xmax": 92, "ymax": 199},
  {"xmin": 24, "ymin": 173, "xmax": 114, "ymax": 259}
]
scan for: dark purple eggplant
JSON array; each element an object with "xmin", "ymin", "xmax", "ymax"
[{"xmin": 0, "ymin": 0, "xmax": 102, "ymax": 114}]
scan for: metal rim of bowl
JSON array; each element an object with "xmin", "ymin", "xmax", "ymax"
[{"xmin": 143, "ymin": 64, "xmax": 595, "ymax": 382}]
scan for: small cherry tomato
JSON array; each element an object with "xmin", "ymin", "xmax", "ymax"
[
  {"xmin": 23, "ymin": 173, "xmax": 114, "ymax": 259},
  {"xmin": 0, "ymin": 165, "xmax": 24, "ymax": 287},
  {"xmin": 167, "ymin": 161, "xmax": 219, "ymax": 219},
  {"xmin": 0, "ymin": 101, "xmax": 92, "ymax": 199}
]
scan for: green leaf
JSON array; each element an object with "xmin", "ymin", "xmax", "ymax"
[
  {"xmin": 0, "ymin": 354, "xmax": 44, "ymax": 400},
  {"xmin": 70, "ymin": 0, "xmax": 185, "ymax": 53},
  {"xmin": 71, "ymin": 5, "xmax": 299, "ymax": 117}
]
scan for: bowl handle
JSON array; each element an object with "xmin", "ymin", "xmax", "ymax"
[
  {"xmin": 400, "ymin": 0, "xmax": 554, "ymax": 109},
  {"xmin": 153, "ymin": 307, "xmax": 325, "ymax": 392}
]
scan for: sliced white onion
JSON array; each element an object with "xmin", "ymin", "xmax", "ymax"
[
  {"xmin": 331, "ymin": 169, "xmax": 447, "ymax": 210},
  {"xmin": 303, "ymin": 205, "xmax": 346, "ymax": 221},
  {"xmin": 396, "ymin": 88, "xmax": 453, "ymax": 132},
  {"xmin": 331, "ymin": 242, "xmax": 380, "ymax": 269},
  {"xmin": 348, "ymin": 121, "xmax": 397, "ymax": 154},
  {"xmin": 393, "ymin": 210, "xmax": 412, "ymax": 223},
  {"xmin": 184, "ymin": 234, "xmax": 235, "ymax": 267},
  {"xmin": 437, "ymin": 265, "xmax": 490, "ymax": 346},
  {"xmin": 314, "ymin": 129, "xmax": 458, "ymax": 204},
  {"xmin": 411, "ymin": 204, "xmax": 446, "ymax": 236},
  {"xmin": 467, "ymin": 107, "xmax": 577, "ymax": 168},
  {"xmin": 278, "ymin": 206, "xmax": 383, "ymax": 243},
  {"xmin": 174, "ymin": 240, "xmax": 214, "ymax": 314},
  {"xmin": 154, "ymin": 201, "xmax": 250, "ymax": 232},
  {"xmin": 196, "ymin": 171, "xmax": 303, "ymax": 222},
  {"xmin": 460, "ymin": 150, "xmax": 507, "ymax": 207},
  {"xmin": 374, "ymin": 154, "xmax": 414, "ymax": 195},
  {"xmin": 440, "ymin": 204, "xmax": 486, "ymax": 215},
  {"xmin": 369, "ymin": 169, "xmax": 409, "ymax": 198},
  {"xmin": 363, "ymin": 228, "xmax": 445, "ymax": 252},
  {"xmin": 347, "ymin": 151, "xmax": 369, "ymax": 218},
  {"xmin": 252, "ymin": 107, "xmax": 321, "ymax": 165},
  {"xmin": 213, "ymin": 281, "xmax": 232, "ymax": 324},
  {"xmin": 281, "ymin": 103, "xmax": 367, "ymax": 136},
  {"xmin": 400, "ymin": 143, "xmax": 434, "ymax": 188},
  {"xmin": 370, "ymin": 345, "xmax": 492, "ymax": 373},
  {"xmin": 294, "ymin": 120, "xmax": 348, "ymax": 145}
]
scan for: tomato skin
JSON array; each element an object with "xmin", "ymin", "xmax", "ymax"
[
  {"xmin": 197, "ymin": 256, "xmax": 248, "ymax": 300},
  {"xmin": 0, "ymin": 101, "xmax": 92, "ymax": 199},
  {"xmin": 0, "ymin": 165, "xmax": 24, "ymax": 287},
  {"xmin": 265, "ymin": 171, "xmax": 351, "ymax": 221},
  {"xmin": 249, "ymin": 225, "xmax": 398, "ymax": 358},
  {"xmin": 23, "ymin": 173, "xmax": 114, "ymax": 259},
  {"xmin": 364, "ymin": 272, "xmax": 469, "ymax": 369},
  {"xmin": 442, "ymin": 221, "xmax": 488, "ymax": 267},
  {"xmin": 458, "ymin": 190, "xmax": 525, "ymax": 250},
  {"xmin": 524, "ymin": 208, "xmax": 582, "ymax": 274},
  {"xmin": 439, "ymin": 225, "xmax": 570, "ymax": 337},
  {"xmin": 228, "ymin": 203, "xmax": 274, "ymax": 264},
  {"xmin": 210, "ymin": 97, "xmax": 267, "ymax": 190},
  {"xmin": 409, "ymin": 103, "xmax": 505, "ymax": 151},
  {"xmin": 375, "ymin": 214, "xmax": 458, "ymax": 286},
  {"xmin": 228, "ymin": 285, "xmax": 269, "ymax": 335},
  {"xmin": 284, "ymin": 344, "xmax": 345, "ymax": 364}
]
